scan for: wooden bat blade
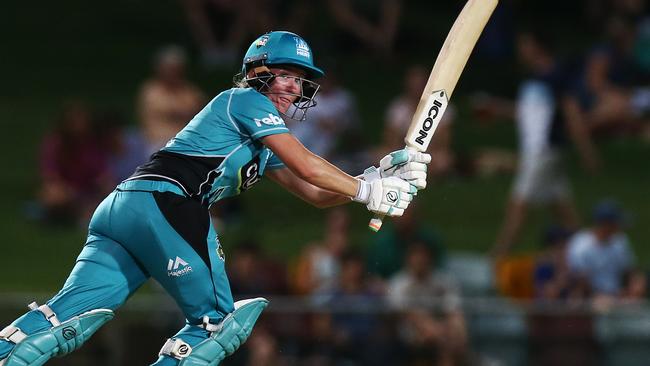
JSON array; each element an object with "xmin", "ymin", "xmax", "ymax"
[
  {"xmin": 404, "ymin": 0, "xmax": 498, "ymax": 152},
  {"xmin": 370, "ymin": 0, "xmax": 498, "ymax": 232}
]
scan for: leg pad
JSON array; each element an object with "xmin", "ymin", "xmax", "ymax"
[
  {"xmin": 175, "ymin": 298, "xmax": 268, "ymax": 366},
  {"xmin": 2, "ymin": 309, "xmax": 113, "ymax": 366}
]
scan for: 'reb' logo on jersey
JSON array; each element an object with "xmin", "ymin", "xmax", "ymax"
[{"xmin": 254, "ymin": 113, "xmax": 285, "ymax": 128}]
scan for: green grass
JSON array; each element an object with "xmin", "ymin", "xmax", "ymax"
[{"xmin": 1, "ymin": 0, "xmax": 649, "ymax": 292}]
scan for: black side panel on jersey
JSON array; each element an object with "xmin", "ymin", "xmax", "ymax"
[
  {"xmin": 152, "ymin": 191, "xmax": 212, "ymax": 270},
  {"xmin": 132, "ymin": 151, "xmax": 224, "ymax": 197}
]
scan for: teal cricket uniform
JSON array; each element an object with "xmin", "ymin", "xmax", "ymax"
[{"xmin": 0, "ymin": 88, "xmax": 290, "ymax": 365}]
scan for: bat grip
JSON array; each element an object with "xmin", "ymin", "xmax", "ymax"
[{"xmin": 368, "ymin": 214, "xmax": 385, "ymax": 232}]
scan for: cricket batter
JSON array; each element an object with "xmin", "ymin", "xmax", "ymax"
[{"xmin": 0, "ymin": 31, "xmax": 430, "ymax": 365}]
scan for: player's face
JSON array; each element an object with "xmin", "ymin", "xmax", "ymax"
[{"xmin": 267, "ymin": 67, "xmax": 307, "ymax": 113}]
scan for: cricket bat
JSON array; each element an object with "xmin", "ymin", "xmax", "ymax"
[{"xmin": 369, "ymin": 0, "xmax": 498, "ymax": 231}]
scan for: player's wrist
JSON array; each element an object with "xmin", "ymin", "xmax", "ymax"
[{"xmin": 352, "ymin": 179, "xmax": 371, "ymax": 203}]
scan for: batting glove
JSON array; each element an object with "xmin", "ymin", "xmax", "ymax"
[
  {"xmin": 353, "ymin": 176, "xmax": 416, "ymax": 217},
  {"xmin": 362, "ymin": 148, "xmax": 431, "ymax": 190}
]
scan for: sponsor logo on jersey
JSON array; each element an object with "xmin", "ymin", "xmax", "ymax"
[
  {"xmin": 294, "ymin": 37, "xmax": 311, "ymax": 58},
  {"xmin": 240, "ymin": 156, "xmax": 262, "ymax": 191},
  {"xmin": 254, "ymin": 113, "xmax": 285, "ymax": 128},
  {"xmin": 167, "ymin": 256, "xmax": 193, "ymax": 277}
]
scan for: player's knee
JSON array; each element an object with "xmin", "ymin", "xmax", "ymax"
[{"xmin": 0, "ymin": 302, "xmax": 113, "ymax": 366}]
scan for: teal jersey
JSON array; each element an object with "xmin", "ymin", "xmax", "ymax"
[{"xmin": 131, "ymin": 88, "xmax": 288, "ymax": 207}]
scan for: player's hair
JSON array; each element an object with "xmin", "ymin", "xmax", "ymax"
[{"xmin": 232, "ymin": 73, "xmax": 249, "ymax": 89}]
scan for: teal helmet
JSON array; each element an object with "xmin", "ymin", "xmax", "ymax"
[
  {"xmin": 241, "ymin": 31, "xmax": 323, "ymax": 121},
  {"xmin": 242, "ymin": 31, "xmax": 324, "ymax": 79}
]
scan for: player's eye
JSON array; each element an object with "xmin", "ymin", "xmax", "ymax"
[{"xmin": 278, "ymin": 75, "xmax": 301, "ymax": 86}]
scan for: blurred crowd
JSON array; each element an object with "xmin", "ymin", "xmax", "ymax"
[
  {"xmin": 22, "ymin": 0, "xmax": 650, "ymax": 365},
  {"xmin": 226, "ymin": 206, "xmax": 469, "ymax": 366}
]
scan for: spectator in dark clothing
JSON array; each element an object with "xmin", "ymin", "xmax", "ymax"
[
  {"xmin": 228, "ymin": 240, "xmax": 288, "ymax": 299},
  {"xmin": 37, "ymin": 101, "xmax": 113, "ymax": 225},
  {"xmin": 367, "ymin": 202, "xmax": 446, "ymax": 279},
  {"xmin": 95, "ymin": 109, "xmax": 148, "ymax": 184},
  {"xmin": 534, "ymin": 225, "xmax": 589, "ymax": 303},
  {"xmin": 572, "ymin": 16, "xmax": 648, "ymax": 137},
  {"xmin": 318, "ymin": 250, "xmax": 390, "ymax": 365}
]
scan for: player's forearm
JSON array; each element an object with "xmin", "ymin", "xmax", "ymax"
[
  {"xmin": 261, "ymin": 133, "xmax": 360, "ymax": 198},
  {"xmin": 307, "ymin": 188, "xmax": 351, "ymax": 208},
  {"xmin": 266, "ymin": 168, "xmax": 352, "ymax": 208},
  {"xmin": 295, "ymin": 185, "xmax": 351, "ymax": 208},
  {"xmin": 297, "ymin": 153, "xmax": 359, "ymax": 198}
]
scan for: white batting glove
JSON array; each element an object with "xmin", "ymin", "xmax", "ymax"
[
  {"xmin": 362, "ymin": 148, "xmax": 431, "ymax": 190},
  {"xmin": 352, "ymin": 177, "xmax": 416, "ymax": 217}
]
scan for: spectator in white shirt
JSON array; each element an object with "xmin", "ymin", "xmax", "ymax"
[
  {"xmin": 387, "ymin": 242, "xmax": 468, "ymax": 366},
  {"xmin": 567, "ymin": 200, "xmax": 634, "ymax": 301}
]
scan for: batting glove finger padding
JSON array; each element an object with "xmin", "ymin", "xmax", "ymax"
[
  {"xmin": 380, "ymin": 148, "xmax": 432, "ymax": 168},
  {"xmin": 397, "ymin": 170, "xmax": 428, "ymax": 190},
  {"xmin": 391, "ymin": 162, "xmax": 428, "ymax": 173},
  {"xmin": 379, "ymin": 149, "xmax": 431, "ymax": 190}
]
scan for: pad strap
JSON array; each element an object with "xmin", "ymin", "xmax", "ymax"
[
  {"xmin": 0, "ymin": 326, "xmax": 27, "ymax": 344},
  {"xmin": 28, "ymin": 302, "xmax": 61, "ymax": 327},
  {"xmin": 159, "ymin": 338, "xmax": 193, "ymax": 360},
  {"xmin": 198, "ymin": 316, "xmax": 223, "ymax": 333}
]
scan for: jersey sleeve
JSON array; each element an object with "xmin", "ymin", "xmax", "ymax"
[
  {"xmin": 229, "ymin": 89, "xmax": 290, "ymax": 140},
  {"xmin": 265, "ymin": 151, "xmax": 286, "ymax": 170}
]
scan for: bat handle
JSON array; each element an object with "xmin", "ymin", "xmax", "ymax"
[{"xmin": 368, "ymin": 214, "xmax": 385, "ymax": 232}]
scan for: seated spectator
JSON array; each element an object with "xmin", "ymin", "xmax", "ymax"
[
  {"xmin": 619, "ymin": 268, "xmax": 647, "ymax": 305},
  {"xmin": 533, "ymin": 225, "xmax": 589, "ymax": 303},
  {"xmin": 95, "ymin": 108, "xmax": 148, "ymax": 183},
  {"xmin": 292, "ymin": 207, "xmax": 351, "ymax": 295},
  {"xmin": 367, "ymin": 202, "xmax": 445, "ymax": 280},
  {"xmin": 318, "ymin": 250, "xmax": 390, "ymax": 365},
  {"xmin": 37, "ymin": 100, "xmax": 113, "ymax": 225},
  {"xmin": 387, "ymin": 242, "xmax": 468, "ymax": 366},
  {"xmin": 228, "ymin": 239, "xmax": 288, "ymax": 299},
  {"xmin": 381, "ymin": 65, "xmax": 456, "ymax": 178},
  {"xmin": 287, "ymin": 68, "xmax": 367, "ymax": 173},
  {"xmin": 137, "ymin": 45, "xmax": 205, "ymax": 154},
  {"xmin": 494, "ymin": 253, "xmax": 536, "ymax": 300},
  {"xmin": 567, "ymin": 200, "xmax": 635, "ymax": 309},
  {"xmin": 241, "ymin": 324, "xmax": 288, "ymax": 366},
  {"xmin": 572, "ymin": 16, "xmax": 650, "ymax": 137}
]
